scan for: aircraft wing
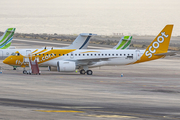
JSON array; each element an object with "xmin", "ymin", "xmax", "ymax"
[{"xmin": 75, "ymin": 57, "xmax": 117, "ymax": 66}]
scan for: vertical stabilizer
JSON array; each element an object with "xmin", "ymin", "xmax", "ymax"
[
  {"xmin": 0, "ymin": 28, "xmax": 16, "ymax": 49},
  {"xmin": 113, "ymin": 36, "xmax": 132, "ymax": 50},
  {"xmin": 135, "ymin": 25, "xmax": 173, "ymax": 63},
  {"xmin": 67, "ymin": 33, "xmax": 97, "ymax": 49}
]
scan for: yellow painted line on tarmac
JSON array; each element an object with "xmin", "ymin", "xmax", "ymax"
[
  {"xmin": 84, "ymin": 114, "xmax": 137, "ymax": 118},
  {"xmin": 36, "ymin": 110, "xmax": 84, "ymax": 113}
]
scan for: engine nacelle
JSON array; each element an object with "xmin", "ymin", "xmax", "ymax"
[{"xmin": 57, "ymin": 61, "xmax": 76, "ymax": 72}]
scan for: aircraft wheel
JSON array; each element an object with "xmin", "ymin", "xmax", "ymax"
[
  {"xmin": 87, "ymin": 70, "xmax": 93, "ymax": 75},
  {"xmin": 23, "ymin": 70, "xmax": 27, "ymax": 74},
  {"xmin": 80, "ymin": 69, "xmax": 85, "ymax": 75}
]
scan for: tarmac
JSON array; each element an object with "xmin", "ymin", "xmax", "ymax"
[{"xmin": 0, "ymin": 38, "xmax": 180, "ymax": 120}]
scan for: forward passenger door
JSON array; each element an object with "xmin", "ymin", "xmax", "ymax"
[{"xmin": 136, "ymin": 50, "xmax": 141, "ymax": 60}]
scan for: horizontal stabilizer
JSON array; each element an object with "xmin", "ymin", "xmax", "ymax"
[
  {"xmin": 80, "ymin": 33, "xmax": 97, "ymax": 37},
  {"xmin": 154, "ymin": 51, "xmax": 176, "ymax": 56}
]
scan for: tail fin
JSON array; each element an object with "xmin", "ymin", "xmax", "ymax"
[
  {"xmin": 0, "ymin": 28, "xmax": 16, "ymax": 49},
  {"xmin": 136, "ymin": 25, "xmax": 173, "ymax": 63},
  {"xmin": 113, "ymin": 36, "xmax": 132, "ymax": 50},
  {"xmin": 67, "ymin": 33, "xmax": 97, "ymax": 49}
]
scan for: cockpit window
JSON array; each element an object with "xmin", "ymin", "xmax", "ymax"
[{"xmin": 11, "ymin": 53, "xmax": 15, "ymax": 56}]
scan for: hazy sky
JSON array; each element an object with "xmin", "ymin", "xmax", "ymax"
[{"xmin": 0, "ymin": 0, "xmax": 179, "ymax": 35}]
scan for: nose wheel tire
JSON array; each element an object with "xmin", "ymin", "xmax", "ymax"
[
  {"xmin": 80, "ymin": 69, "xmax": 85, "ymax": 75},
  {"xmin": 87, "ymin": 70, "xmax": 93, "ymax": 75}
]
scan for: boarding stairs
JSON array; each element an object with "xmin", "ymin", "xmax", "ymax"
[{"xmin": 23, "ymin": 57, "xmax": 41, "ymax": 75}]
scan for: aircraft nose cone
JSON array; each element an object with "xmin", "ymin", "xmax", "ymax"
[{"xmin": 3, "ymin": 58, "xmax": 9, "ymax": 64}]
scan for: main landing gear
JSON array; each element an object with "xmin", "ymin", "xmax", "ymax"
[
  {"xmin": 80, "ymin": 69, "xmax": 93, "ymax": 75},
  {"xmin": 23, "ymin": 70, "xmax": 27, "ymax": 74}
]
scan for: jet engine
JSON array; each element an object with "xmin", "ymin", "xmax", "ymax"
[{"xmin": 57, "ymin": 61, "xmax": 76, "ymax": 72}]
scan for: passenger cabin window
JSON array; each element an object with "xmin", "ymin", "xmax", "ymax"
[
  {"xmin": 124, "ymin": 54, "xmax": 126, "ymax": 56},
  {"xmin": 35, "ymin": 54, "xmax": 37, "ymax": 56},
  {"xmin": 83, "ymin": 54, "xmax": 85, "ymax": 56},
  {"xmin": 79, "ymin": 54, "xmax": 81, "ymax": 56},
  {"xmin": 91, "ymin": 54, "xmax": 93, "ymax": 56},
  {"xmin": 54, "ymin": 54, "xmax": 56, "ymax": 56},
  {"xmin": 59, "ymin": 54, "xmax": 61, "ymax": 56},
  {"xmin": 39, "ymin": 54, "xmax": 41, "ymax": 56},
  {"xmin": 87, "ymin": 54, "xmax": 89, "ymax": 56},
  {"xmin": 95, "ymin": 54, "xmax": 96, "ymax": 56},
  {"xmin": 109, "ymin": 54, "xmax": 110, "ymax": 56},
  {"xmin": 63, "ymin": 54, "xmax": 64, "ymax": 56},
  {"xmin": 116, "ymin": 54, "xmax": 118, "ymax": 56},
  {"xmin": 47, "ymin": 54, "xmax": 48, "ymax": 56},
  {"xmin": 120, "ymin": 54, "xmax": 122, "ymax": 56}
]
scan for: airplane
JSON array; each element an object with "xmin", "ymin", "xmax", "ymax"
[
  {"xmin": 0, "ymin": 28, "xmax": 16, "ymax": 49},
  {"xmin": 3, "ymin": 25, "xmax": 175, "ymax": 75}
]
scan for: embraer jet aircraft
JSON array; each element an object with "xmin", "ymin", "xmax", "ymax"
[
  {"xmin": 0, "ymin": 28, "xmax": 16, "ymax": 49},
  {"xmin": 3, "ymin": 25, "xmax": 174, "ymax": 75}
]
